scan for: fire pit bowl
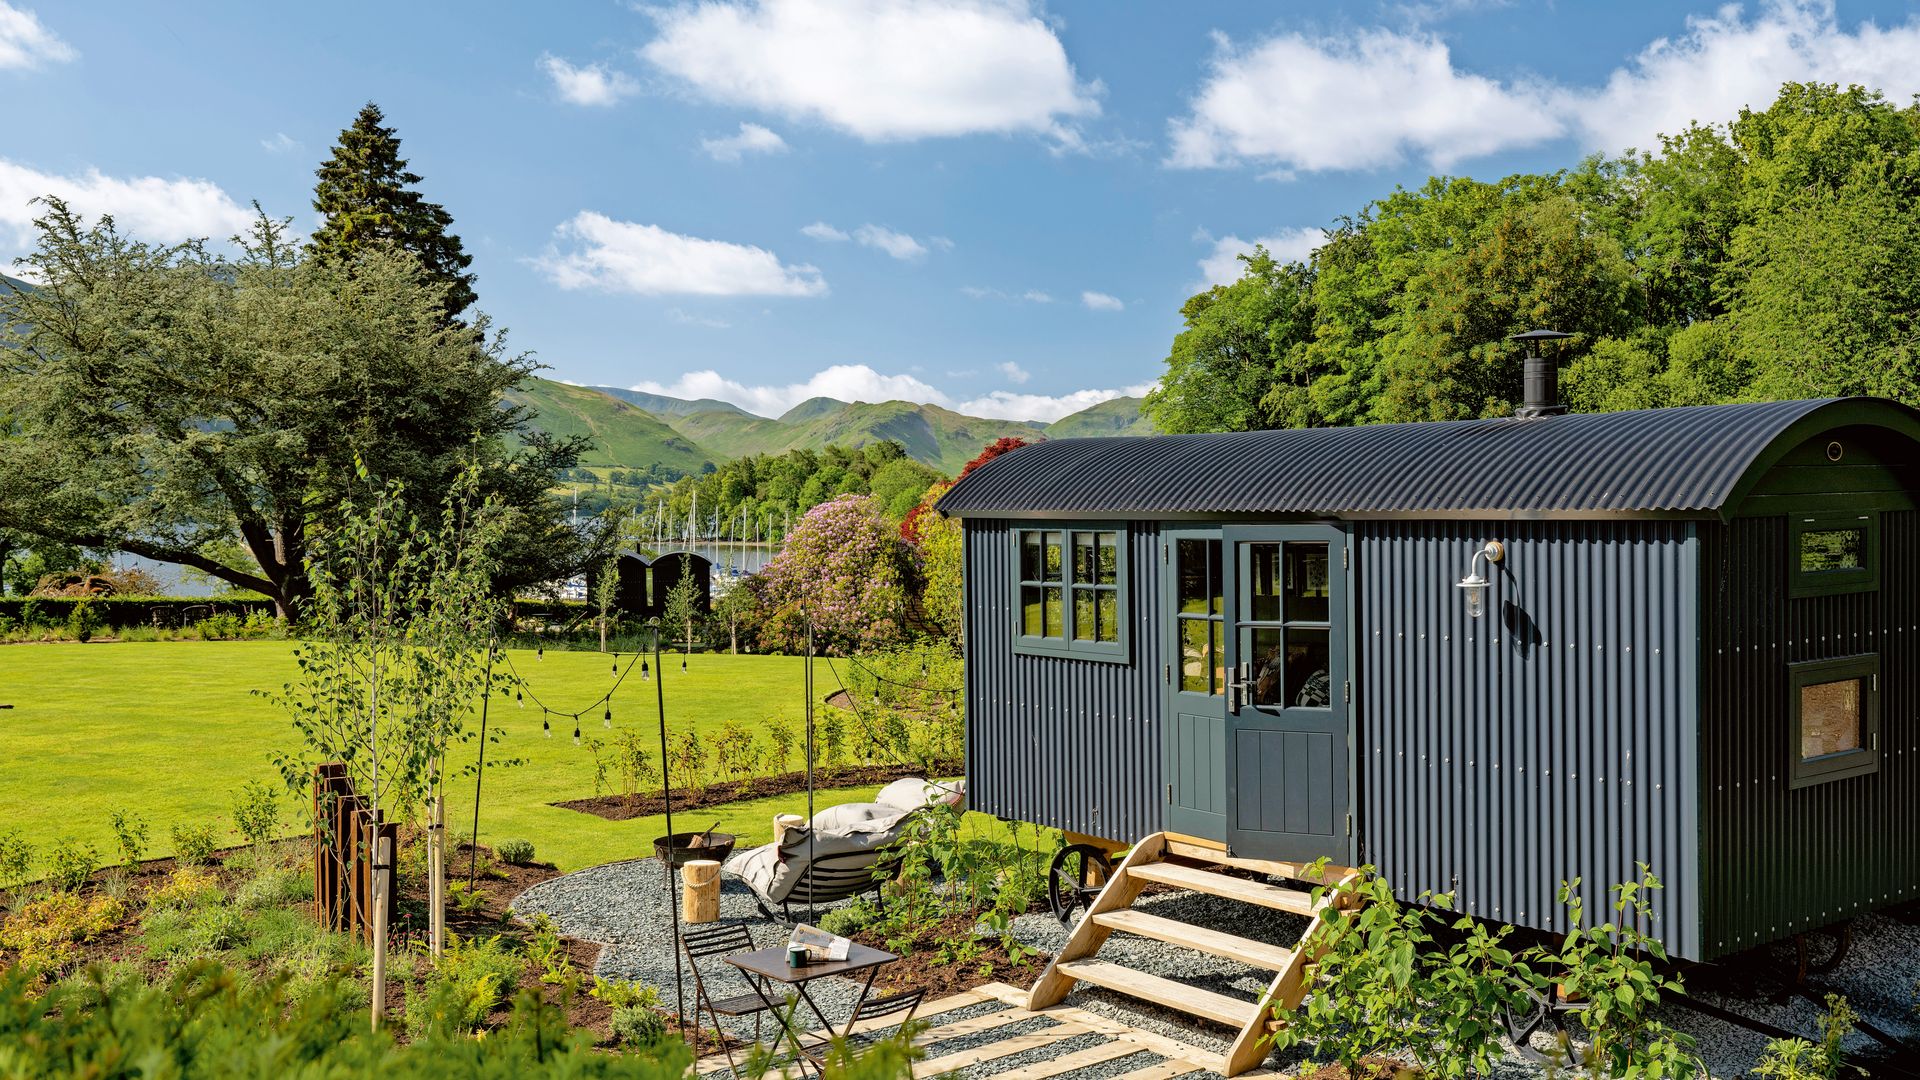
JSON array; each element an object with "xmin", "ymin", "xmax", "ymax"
[{"xmin": 654, "ymin": 830, "xmax": 737, "ymax": 868}]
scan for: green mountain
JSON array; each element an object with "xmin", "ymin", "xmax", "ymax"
[
  {"xmin": 504, "ymin": 378, "xmax": 712, "ymax": 473},
  {"xmin": 588, "ymin": 386, "xmax": 752, "ymax": 418},
  {"xmin": 507, "ymin": 377, "xmax": 1160, "ymax": 479},
  {"xmin": 1045, "ymin": 396, "xmax": 1156, "ymax": 438}
]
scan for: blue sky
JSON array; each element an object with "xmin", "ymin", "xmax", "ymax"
[{"xmin": 7, "ymin": 0, "xmax": 1920, "ymax": 421}]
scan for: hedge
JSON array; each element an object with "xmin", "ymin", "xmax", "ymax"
[{"xmin": 0, "ymin": 596, "xmax": 277, "ymax": 630}]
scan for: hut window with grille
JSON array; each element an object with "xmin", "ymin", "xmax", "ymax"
[
  {"xmin": 1013, "ymin": 526, "xmax": 1128, "ymax": 661},
  {"xmin": 1788, "ymin": 653, "xmax": 1881, "ymax": 789},
  {"xmin": 1789, "ymin": 512, "xmax": 1878, "ymax": 598}
]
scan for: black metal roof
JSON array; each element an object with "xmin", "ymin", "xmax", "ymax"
[{"xmin": 937, "ymin": 397, "xmax": 1920, "ymax": 521}]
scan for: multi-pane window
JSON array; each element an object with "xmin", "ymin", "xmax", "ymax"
[
  {"xmin": 1014, "ymin": 527, "xmax": 1126, "ymax": 660},
  {"xmin": 1174, "ymin": 537, "xmax": 1224, "ymax": 695},
  {"xmin": 1789, "ymin": 513, "xmax": 1878, "ymax": 597},
  {"xmin": 1788, "ymin": 654, "xmax": 1881, "ymax": 789}
]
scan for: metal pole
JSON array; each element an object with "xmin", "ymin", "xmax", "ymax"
[
  {"xmin": 655, "ymin": 622, "xmax": 685, "ymax": 1032},
  {"xmin": 468, "ymin": 642, "xmax": 494, "ymax": 889},
  {"xmin": 805, "ymin": 622, "xmax": 816, "ymax": 925}
]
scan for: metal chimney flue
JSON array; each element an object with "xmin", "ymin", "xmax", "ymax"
[{"xmin": 1511, "ymin": 328, "xmax": 1572, "ymax": 418}]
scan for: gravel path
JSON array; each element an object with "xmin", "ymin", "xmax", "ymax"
[{"xmin": 514, "ymin": 860, "xmax": 1919, "ymax": 1078}]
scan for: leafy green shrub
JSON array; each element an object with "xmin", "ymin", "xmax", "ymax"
[
  {"xmin": 0, "ymin": 960, "xmax": 695, "ymax": 1078},
  {"xmin": 194, "ymin": 612, "xmax": 246, "ymax": 640},
  {"xmin": 1547, "ymin": 867, "xmax": 1704, "ymax": 1078},
  {"xmin": 229, "ymin": 780, "xmax": 281, "ymax": 847},
  {"xmin": 586, "ymin": 728, "xmax": 661, "ymax": 811},
  {"xmin": 495, "ymin": 838, "xmax": 535, "ymax": 865},
  {"xmin": 170, "ymin": 821, "xmax": 220, "ymax": 866},
  {"xmin": 187, "ymin": 904, "xmax": 248, "ymax": 952},
  {"xmin": 589, "ymin": 976, "xmax": 662, "ymax": 1011},
  {"xmin": 234, "ymin": 867, "xmax": 311, "ymax": 911},
  {"xmin": 65, "ymin": 599, "xmax": 99, "ymax": 643},
  {"xmin": 146, "ymin": 867, "xmax": 224, "ymax": 911},
  {"xmin": 1754, "ymin": 993, "xmax": 1863, "ymax": 1079},
  {"xmin": 108, "ymin": 810, "xmax": 150, "ymax": 869},
  {"xmin": 526, "ymin": 914, "xmax": 573, "ymax": 986},
  {"xmin": 610, "ymin": 1004, "xmax": 667, "ymax": 1047},
  {"xmin": 43, "ymin": 838, "xmax": 99, "ymax": 892},
  {"xmin": 0, "ymin": 830, "xmax": 32, "ymax": 893},
  {"xmin": 448, "ymin": 879, "xmax": 489, "ymax": 915},
  {"xmin": 407, "ymin": 933, "xmax": 526, "ymax": 1038},
  {"xmin": 818, "ymin": 898, "xmax": 879, "ymax": 938},
  {"xmin": 0, "ymin": 892, "xmax": 126, "ymax": 973}
]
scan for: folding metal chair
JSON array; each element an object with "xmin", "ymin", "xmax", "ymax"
[
  {"xmin": 799, "ymin": 988, "xmax": 925, "ymax": 1069},
  {"xmin": 682, "ymin": 922, "xmax": 777, "ymax": 1075}
]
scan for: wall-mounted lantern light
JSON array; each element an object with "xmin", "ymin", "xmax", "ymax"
[{"xmin": 1456, "ymin": 541, "xmax": 1505, "ymax": 619}]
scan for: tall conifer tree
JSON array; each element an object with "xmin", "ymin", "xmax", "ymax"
[{"xmin": 311, "ymin": 102, "xmax": 477, "ymax": 320}]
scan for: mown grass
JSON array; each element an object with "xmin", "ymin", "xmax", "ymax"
[{"xmin": 0, "ymin": 641, "xmax": 888, "ymax": 873}]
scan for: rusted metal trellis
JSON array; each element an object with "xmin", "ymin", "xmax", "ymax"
[{"xmin": 313, "ymin": 762, "xmax": 397, "ymax": 944}]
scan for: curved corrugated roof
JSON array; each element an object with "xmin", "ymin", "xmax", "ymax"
[{"xmin": 937, "ymin": 397, "xmax": 1920, "ymax": 521}]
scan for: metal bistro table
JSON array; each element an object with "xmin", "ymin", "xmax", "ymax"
[{"xmin": 725, "ymin": 941, "xmax": 900, "ymax": 1072}]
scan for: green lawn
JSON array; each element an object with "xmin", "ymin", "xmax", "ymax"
[{"xmin": 0, "ymin": 641, "xmax": 888, "ymax": 873}]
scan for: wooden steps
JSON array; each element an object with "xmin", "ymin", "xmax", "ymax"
[
  {"xmin": 1054, "ymin": 960, "xmax": 1261, "ymax": 1028},
  {"xmin": 1128, "ymin": 862, "xmax": 1319, "ymax": 918},
  {"xmin": 1092, "ymin": 908, "xmax": 1297, "ymax": 970},
  {"xmin": 1026, "ymin": 832, "xmax": 1361, "ymax": 1078}
]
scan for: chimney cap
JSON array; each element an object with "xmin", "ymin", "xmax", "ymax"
[{"xmin": 1510, "ymin": 328, "xmax": 1573, "ymax": 343}]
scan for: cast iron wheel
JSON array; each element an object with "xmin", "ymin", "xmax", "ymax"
[
  {"xmin": 1501, "ymin": 989, "xmax": 1592, "ymax": 1067},
  {"xmin": 1794, "ymin": 924, "xmax": 1854, "ymax": 982},
  {"xmin": 1048, "ymin": 844, "xmax": 1113, "ymax": 928}
]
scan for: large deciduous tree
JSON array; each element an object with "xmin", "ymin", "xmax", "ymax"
[
  {"xmin": 0, "ymin": 199, "xmax": 594, "ymax": 618},
  {"xmin": 311, "ymin": 102, "xmax": 477, "ymax": 322},
  {"xmin": 755, "ymin": 494, "xmax": 912, "ymax": 655}
]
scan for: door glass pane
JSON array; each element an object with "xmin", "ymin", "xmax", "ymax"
[
  {"xmin": 1284, "ymin": 543, "xmax": 1331, "ymax": 623},
  {"xmin": 1801, "ymin": 678, "xmax": 1862, "ymax": 758},
  {"xmin": 1801, "ymin": 529, "xmax": 1864, "ymax": 573},
  {"xmin": 1073, "ymin": 588, "xmax": 1095, "ymax": 641},
  {"xmin": 1180, "ymin": 617, "xmax": 1210, "ymax": 693},
  {"xmin": 1211, "ymin": 620, "xmax": 1224, "ymax": 690},
  {"xmin": 1249, "ymin": 626, "xmax": 1286, "ymax": 706},
  {"xmin": 1177, "ymin": 539, "xmax": 1209, "ymax": 614},
  {"xmin": 1248, "ymin": 544, "xmax": 1282, "ymax": 622},
  {"xmin": 1287, "ymin": 628, "xmax": 1332, "ymax": 708},
  {"xmin": 1095, "ymin": 532, "xmax": 1119, "ymax": 584},
  {"xmin": 1097, "ymin": 591, "xmax": 1118, "ymax": 642}
]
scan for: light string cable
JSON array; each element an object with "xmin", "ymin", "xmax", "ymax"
[
  {"xmin": 819, "ymin": 654, "xmax": 959, "ymax": 771},
  {"xmin": 840, "ymin": 654, "xmax": 963, "ymax": 697},
  {"xmin": 499, "ymin": 647, "xmax": 649, "ymax": 745}
]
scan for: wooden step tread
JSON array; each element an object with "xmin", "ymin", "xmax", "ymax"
[
  {"xmin": 1129, "ymin": 861, "xmax": 1319, "ymax": 917},
  {"xmin": 1055, "ymin": 960, "xmax": 1260, "ymax": 1028},
  {"xmin": 1092, "ymin": 908, "xmax": 1297, "ymax": 971}
]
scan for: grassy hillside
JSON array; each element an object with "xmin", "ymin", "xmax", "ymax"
[
  {"xmin": 786, "ymin": 401, "xmax": 1044, "ymax": 473},
  {"xmin": 505, "ymin": 377, "xmax": 714, "ymax": 472},
  {"xmin": 1046, "ymin": 396, "xmax": 1156, "ymax": 438},
  {"xmin": 588, "ymin": 385, "xmax": 752, "ymax": 418},
  {"xmin": 665, "ymin": 409, "xmax": 802, "ymax": 460}
]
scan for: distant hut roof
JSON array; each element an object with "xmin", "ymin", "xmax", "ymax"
[{"xmin": 937, "ymin": 397, "xmax": 1920, "ymax": 522}]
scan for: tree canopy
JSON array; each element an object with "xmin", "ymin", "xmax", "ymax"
[
  {"xmin": 1146, "ymin": 82, "xmax": 1920, "ymax": 433},
  {"xmin": 0, "ymin": 201, "xmax": 593, "ymax": 617},
  {"xmin": 311, "ymin": 102, "xmax": 477, "ymax": 323}
]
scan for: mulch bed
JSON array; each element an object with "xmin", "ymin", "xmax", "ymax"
[
  {"xmin": 553, "ymin": 761, "xmax": 959, "ymax": 822},
  {"xmin": 852, "ymin": 911, "xmax": 1052, "ymax": 1000}
]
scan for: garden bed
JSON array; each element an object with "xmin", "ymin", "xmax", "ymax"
[
  {"xmin": 552, "ymin": 761, "xmax": 959, "ymax": 821},
  {"xmin": 855, "ymin": 910, "xmax": 1049, "ymax": 1000}
]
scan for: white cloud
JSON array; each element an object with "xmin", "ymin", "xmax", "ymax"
[
  {"xmin": 1169, "ymin": 28, "xmax": 1561, "ymax": 174},
  {"xmin": 629, "ymin": 363, "xmax": 1148, "ymax": 423},
  {"xmin": 1570, "ymin": 0, "xmax": 1920, "ymax": 154},
  {"xmin": 259, "ymin": 132, "xmax": 301, "ymax": 154},
  {"xmin": 0, "ymin": 2, "xmax": 73, "ymax": 70},
  {"xmin": 1169, "ymin": 2, "xmax": 1920, "ymax": 175},
  {"xmin": 1081, "ymin": 290, "xmax": 1124, "ymax": 311},
  {"xmin": 0, "ymin": 159, "xmax": 255, "ymax": 251},
  {"xmin": 1196, "ymin": 226, "xmax": 1325, "ymax": 286},
  {"xmin": 958, "ymin": 383, "xmax": 1155, "ymax": 423},
  {"xmin": 539, "ymin": 53, "xmax": 640, "ymax": 107},
  {"xmin": 533, "ymin": 211, "xmax": 827, "ymax": 297},
  {"xmin": 631, "ymin": 364, "xmax": 947, "ymax": 417},
  {"xmin": 667, "ymin": 307, "xmax": 731, "ymax": 329},
  {"xmin": 639, "ymin": 0, "xmax": 1100, "ymax": 144},
  {"xmin": 1021, "ymin": 289, "xmax": 1051, "ymax": 303},
  {"xmin": 701, "ymin": 122, "xmax": 789, "ymax": 162},
  {"xmin": 800, "ymin": 221, "xmax": 849, "ymax": 242},
  {"xmin": 853, "ymin": 223, "xmax": 927, "ymax": 260},
  {"xmin": 995, "ymin": 361, "xmax": 1030, "ymax": 385}
]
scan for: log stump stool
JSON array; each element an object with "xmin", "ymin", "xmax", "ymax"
[{"xmin": 682, "ymin": 859, "xmax": 721, "ymax": 925}]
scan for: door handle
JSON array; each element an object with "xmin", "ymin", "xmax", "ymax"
[{"xmin": 1227, "ymin": 660, "xmax": 1250, "ymax": 713}]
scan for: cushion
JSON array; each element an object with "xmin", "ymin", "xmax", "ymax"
[
  {"xmin": 874, "ymin": 777, "xmax": 967, "ymax": 813},
  {"xmin": 809, "ymin": 802, "xmax": 897, "ymax": 832}
]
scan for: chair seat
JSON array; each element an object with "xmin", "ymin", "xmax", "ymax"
[{"xmin": 708, "ymin": 990, "xmax": 777, "ymax": 1016}]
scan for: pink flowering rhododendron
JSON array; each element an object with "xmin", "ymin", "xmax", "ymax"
[{"xmin": 757, "ymin": 494, "xmax": 913, "ymax": 654}]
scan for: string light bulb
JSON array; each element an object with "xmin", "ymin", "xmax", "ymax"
[
  {"xmin": 542, "ymin": 712, "xmax": 551, "ymax": 738},
  {"xmin": 603, "ymin": 705, "xmax": 612, "ymax": 728},
  {"xmin": 641, "ymin": 659, "xmax": 650, "ymax": 680},
  {"xmin": 537, "ymin": 646, "xmax": 543, "ymax": 661},
  {"xmin": 516, "ymin": 689, "xmax": 524, "ymax": 708},
  {"xmin": 572, "ymin": 717, "xmax": 581, "ymax": 746}
]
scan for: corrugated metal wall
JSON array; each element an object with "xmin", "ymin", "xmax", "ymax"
[
  {"xmin": 1356, "ymin": 520, "xmax": 1704, "ymax": 959},
  {"xmin": 1699, "ymin": 512, "xmax": 1920, "ymax": 956},
  {"xmin": 963, "ymin": 519, "xmax": 1166, "ymax": 841}
]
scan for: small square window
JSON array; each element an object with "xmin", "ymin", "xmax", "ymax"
[
  {"xmin": 1013, "ymin": 524, "xmax": 1127, "ymax": 661},
  {"xmin": 1788, "ymin": 654, "xmax": 1880, "ymax": 789},
  {"xmin": 1789, "ymin": 514, "xmax": 1878, "ymax": 597}
]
